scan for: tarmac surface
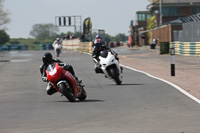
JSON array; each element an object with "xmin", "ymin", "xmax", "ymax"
[
  {"xmin": 114, "ymin": 45, "xmax": 200, "ymax": 103},
  {"xmin": 0, "ymin": 50, "xmax": 200, "ymax": 132}
]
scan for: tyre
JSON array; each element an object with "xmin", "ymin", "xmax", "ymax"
[
  {"xmin": 109, "ymin": 67, "xmax": 122, "ymax": 85},
  {"xmin": 78, "ymin": 88, "xmax": 87, "ymax": 101},
  {"xmin": 56, "ymin": 49, "xmax": 60, "ymax": 57},
  {"xmin": 58, "ymin": 83, "xmax": 75, "ymax": 102}
]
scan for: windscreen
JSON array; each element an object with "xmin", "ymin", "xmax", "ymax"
[
  {"xmin": 47, "ymin": 63, "xmax": 55, "ymax": 72},
  {"xmin": 100, "ymin": 50, "xmax": 108, "ymax": 58}
]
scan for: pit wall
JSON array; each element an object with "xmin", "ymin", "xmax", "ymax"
[
  {"xmin": 62, "ymin": 39, "xmax": 124, "ymax": 53},
  {"xmin": 170, "ymin": 42, "xmax": 200, "ymax": 56}
]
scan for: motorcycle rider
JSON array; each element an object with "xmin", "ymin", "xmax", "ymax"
[
  {"xmin": 40, "ymin": 52, "xmax": 83, "ymax": 95},
  {"xmin": 52, "ymin": 38, "xmax": 62, "ymax": 52},
  {"xmin": 92, "ymin": 35, "xmax": 119, "ymax": 73}
]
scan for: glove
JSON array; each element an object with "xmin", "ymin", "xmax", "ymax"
[
  {"xmin": 42, "ymin": 76, "xmax": 48, "ymax": 82},
  {"xmin": 96, "ymin": 62, "xmax": 101, "ymax": 68},
  {"xmin": 63, "ymin": 63, "xmax": 70, "ymax": 69}
]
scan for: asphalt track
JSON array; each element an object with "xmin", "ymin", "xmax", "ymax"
[{"xmin": 0, "ymin": 50, "xmax": 200, "ymax": 133}]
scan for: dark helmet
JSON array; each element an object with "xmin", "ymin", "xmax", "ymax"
[{"xmin": 42, "ymin": 52, "xmax": 53, "ymax": 65}]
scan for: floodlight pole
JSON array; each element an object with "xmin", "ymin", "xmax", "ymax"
[{"xmin": 159, "ymin": 0, "xmax": 162, "ymax": 25}]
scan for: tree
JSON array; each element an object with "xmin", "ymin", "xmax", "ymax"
[
  {"xmin": 0, "ymin": 30, "xmax": 10, "ymax": 44},
  {"xmin": 30, "ymin": 23, "xmax": 59, "ymax": 39},
  {"xmin": 147, "ymin": 16, "xmax": 156, "ymax": 43},
  {"xmin": 147, "ymin": 16, "xmax": 155, "ymax": 30},
  {"xmin": 113, "ymin": 33, "xmax": 128, "ymax": 42},
  {"xmin": 104, "ymin": 34, "xmax": 112, "ymax": 42},
  {"xmin": 0, "ymin": 0, "xmax": 10, "ymax": 30}
]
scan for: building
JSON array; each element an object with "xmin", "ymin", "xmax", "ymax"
[
  {"xmin": 147, "ymin": 0, "xmax": 200, "ymax": 25},
  {"xmin": 128, "ymin": 11, "xmax": 151, "ymax": 46},
  {"xmin": 136, "ymin": 11, "xmax": 151, "ymax": 28},
  {"xmin": 134, "ymin": 0, "xmax": 200, "ymax": 46}
]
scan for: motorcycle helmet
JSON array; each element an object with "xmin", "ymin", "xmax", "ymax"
[
  {"xmin": 42, "ymin": 52, "xmax": 53, "ymax": 65},
  {"xmin": 96, "ymin": 35, "xmax": 101, "ymax": 39},
  {"xmin": 56, "ymin": 38, "xmax": 60, "ymax": 42}
]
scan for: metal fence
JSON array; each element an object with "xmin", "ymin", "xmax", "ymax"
[
  {"xmin": 173, "ymin": 22, "xmax": 200, "ymax": 42},
  {"xmin": 0, "ymin": 44, "xmax": 28, "ymax": 52}
]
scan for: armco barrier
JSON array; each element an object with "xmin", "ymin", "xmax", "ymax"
[
  {"xmin": 170, "ymin": 42, "xmax": 200, "ymax": 56},
  {"xmin": 40, "ymin": 43, "xmax": 55, "ymax": 50},
  {"xmin": 0, "ymin": 44, "xmax": 28, "ymax": 52}
]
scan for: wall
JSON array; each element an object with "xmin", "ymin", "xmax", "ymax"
[
  {"xmin": 171, "ymin": 42, "xmax": 200, "ymax": 56},
  {"xmin": 62, "ymin": 38, "xmax": 80, "ymax": 49},
  {"xmin": 181, "ymin": 22, "xmax": 200, "ymax": 42},
  {"xmin": 151, "ymin": 0, "xmax": 200, "ymax": 3},
  {"xmin": 62, "ymin": 39, "xmax": 123, "ymax": 53},
  {"xmin": 150, "ymin": 24, "xmax": 182, "ymax": 45}
]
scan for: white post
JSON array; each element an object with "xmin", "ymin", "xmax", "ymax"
[{"xmin": 171, "ymin": 48, "xmax": 175, "ymax": 76}]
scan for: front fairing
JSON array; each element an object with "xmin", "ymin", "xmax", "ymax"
[
  {"xmin": 46, "ymin": 63, "xmax": 63, "ymax": 83},
  {"xmin": 55, "ymin": 44, "xmax": 61, "ymax": 49},
  {"xmin": 46, "ymin": 63, "xmax": 79, "ymax": 98},
  {"xmin": 99, "ymin": 52, "xmax": 118, "ymax": 70},
  {"xmin": 99, "ymin": 51, "xmax": 121, "ymax": 79}
]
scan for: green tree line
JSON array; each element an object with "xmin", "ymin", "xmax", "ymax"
[
  {"xmin": 0, "ymin": 0, "xmax": 128, "ymax": 48},
  {"xmin": 2, "ymin": 22, "xmax": 128, "ymax": 50},
  {"xmin": 3, "ymin": 23, "xmax": 128, "ymax": 46}
]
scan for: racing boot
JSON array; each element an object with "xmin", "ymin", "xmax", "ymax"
[
  {"xmin": 74, "ymin": 75, "xmax": 84, "ymax": 87},
  {"xmin": 94, "ymin": 62, "xmax": 103, "ymax": 74},
  {"xmin": 120, "ymin": 66, "xmax": 123, "ymax": 73},
  {"xmin": 46, "ymin": 82, "xmax": 57, "ymax": 95}
]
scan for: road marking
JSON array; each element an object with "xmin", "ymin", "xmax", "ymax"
[
  {"xmin": 80, "ymin": 50, "xmax": 200, "ymax": 105},
  {"xmin": 120, "ymin": 64, "xmax": 200, "ymax": 105}
]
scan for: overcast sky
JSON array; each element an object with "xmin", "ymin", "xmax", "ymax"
[{"xmin": 4, "ymin": 0, "xmax": 150, "ymax": 38}]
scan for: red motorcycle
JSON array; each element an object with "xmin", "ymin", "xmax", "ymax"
[{"xmin": 46, "ymin": 62, "xmax": 87, "ymax": 102}]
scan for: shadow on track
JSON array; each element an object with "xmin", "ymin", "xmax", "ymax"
[
  {"xmin": 120, "ymin": 83, "xmax": 146, "ymax": 86},
  {"xmin": 54, "ymin": 99, "xmax": 105, "ymax": 103},
  {"xmin": 105, "ymin": 83, "xmax": 146, "ymax": 86}
]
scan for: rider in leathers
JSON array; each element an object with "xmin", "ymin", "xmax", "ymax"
[
  {"xmin": 40, "ymin": 52, "xmax": 83, "ymax": 95},
  {"xmin": 92, "ymin": 35, "xmax": 119, "ymax": 73},
  {"xmin": 52, "ymin": 38, "xmax": 62, "ymax": 52}
]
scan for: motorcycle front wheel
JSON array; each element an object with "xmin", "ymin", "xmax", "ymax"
[
  {"xmin": 56, "ymin": 49, "xmax": 60, "ymax": 57},
  {"xmin": 109, "ymin": 67, "xmax": 122, "ymax": 85},
  {"xmin": 58, "ymin": 83, "xmax": 75, "ymax": 102},
  {"xmin": 78, "ymin": 88, "xmax": 87, "ymax": 101}
]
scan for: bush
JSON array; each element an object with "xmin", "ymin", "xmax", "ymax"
[
  {"xmin": 10, "ymin": 41, "xmax": 19, "ymax": 44},
  {"xmin": 33, "ymin": 41, "xmax": 41, "ymax": 44}
]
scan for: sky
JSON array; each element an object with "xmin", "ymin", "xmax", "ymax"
[{"xmin": 4, "ymin": 0, "xmax": 150, "ymax": 38}]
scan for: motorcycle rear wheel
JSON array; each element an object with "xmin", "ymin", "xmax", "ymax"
[{"xmin": 58, "ymin": 83, "xmax": 75, "ymax": 102}]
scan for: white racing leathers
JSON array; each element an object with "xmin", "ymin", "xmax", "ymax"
[
  {"xmin": 52, "ymin": 41, "xmax": 62, "ymax": 57},
  {"xmin": 93, "ymin": 50, "xmax": 123, "ymax": 85}
]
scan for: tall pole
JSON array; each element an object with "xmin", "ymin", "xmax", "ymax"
[{"xmin": 159, "ymin": 0, "xmax": 162, "ymax": 25}]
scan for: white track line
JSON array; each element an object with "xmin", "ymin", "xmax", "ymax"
[
  {"xmin": 80, "ymin": 50, "xmax": 200, "ymax": 104},
  {"xmin": 120, "ymin": 64, "xmax": 200, "ymax": 105}
]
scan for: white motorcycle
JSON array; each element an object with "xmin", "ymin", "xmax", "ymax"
[
  {"xmin": 93, "ymin": 50, "xmax": 123, "ymax": 85},
  {"xmin": 54, "ymin": 44, "xmax": 62, "ymax": 57}
]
